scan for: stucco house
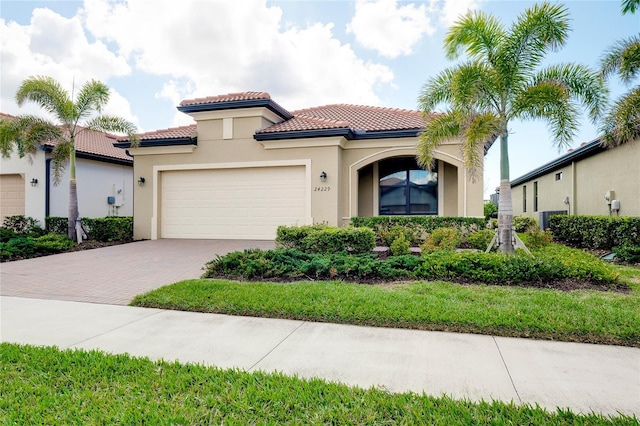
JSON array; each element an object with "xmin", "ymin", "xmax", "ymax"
[
  {"xmin": 0, "ymin": 113, "xmax": 134, "ymax": 224},
  {"xmin": 117, "ymin": 92, "xmax": 484, "ymax": 240},
  {"xmin": 510, "ymin": 136, "xmax": 639, "ymax": 225}
]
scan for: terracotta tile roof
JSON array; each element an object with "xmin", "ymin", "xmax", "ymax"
[
  {"xmin": 120, "ymin": 124, "xmax": 197, "ymax": 142},
  {"xmin": 258, "ymin": 104, "xmax": 430, "ymax": 135},
  {"xmin": 180, "ymin": 92, "xmax": 271, "ymax": 107},
  {"xmin": 42, "ymin": 127, "xmax": 132, "ymax": 162}
]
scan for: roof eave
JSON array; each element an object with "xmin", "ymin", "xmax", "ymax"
[
  {"xmin": 178, "ymin": 98, "xmax": 293, "ymax": 120},
  {"xmin": 511, "ymin": 139, "xmax": 604, "ymax": 186},
  {"xmin": 254, "ymin": 128, "xmax": 353, "ymax": 141},
  {"xmin": 114, "ymin": 137, "xmax": 197, "ymax": 148}
]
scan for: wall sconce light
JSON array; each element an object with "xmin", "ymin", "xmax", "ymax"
[
  {"xmin": 320, "ymin": 171, "xmax": 327, "ymax": 182},
  {"xmin": 30, "ymin": 178, "xmax": 38, "ymax": 187},
  {"xmin": 138, "ymin": 177, "xmax": 146, "ymax": 186}
]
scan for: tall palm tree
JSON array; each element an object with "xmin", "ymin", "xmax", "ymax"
[
  {"xmin": 0, "ymin": 76, "xmax": 138, "ymax": 241},
  {"xmin": 417, "ymin": 2, "xmax": 607, "ymax": 253}
]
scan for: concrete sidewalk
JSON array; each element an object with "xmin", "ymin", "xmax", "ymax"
[{"xmin": 2, "ymin": 296, "xmax": 638, "ymax": 417}]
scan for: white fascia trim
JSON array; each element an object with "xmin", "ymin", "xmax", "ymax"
[
  {"xmin": 128, "ymin": 146, "xmax": 196, "ymax": 156},
  {"xmin": 259, "ymin": 137, "xmax": 346, "ymax": 150},
  {"xmin": 151, "ymin": 159, "xmax": 312, "ymax": 240}
]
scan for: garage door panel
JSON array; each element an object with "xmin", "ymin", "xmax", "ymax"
[
  {"xmin": 161, "ymin": 166, "xmax": 308, "ymax": 239},
  {"xmin": 0, "ymin": 174, "xmax": 26, "ymax": 222}
]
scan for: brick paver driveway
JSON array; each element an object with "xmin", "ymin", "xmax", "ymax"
[{"xmin": 0, "ymin": 239, "xmax": 274, "ymax": 305}]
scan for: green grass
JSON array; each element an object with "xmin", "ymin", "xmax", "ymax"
[
  {"xmin": 1, "ymin": 343, "xmax": 636, "ymax": 425},
  {"xmin": 131, "ymin": 264, "xmax": 640, "ymax": 347}
]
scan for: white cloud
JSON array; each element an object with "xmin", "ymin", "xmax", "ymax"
[
  {"xmin": 0, "ymin": 7, "xmax": 136, "ymax": 126},
  {"xmin": 439, "ymin": 0, "xmax": 484, "ymax": 25},
  {"xmin": 346, "ymin": 0, "xmax": 485, "ymax": 58},
  {"xmin": 346, "ymin": 0, "xmax": 435, "ymax": 58},
  {"xmin": 80, "ymin": 0, "xmax": 395, "ymax": 111}
]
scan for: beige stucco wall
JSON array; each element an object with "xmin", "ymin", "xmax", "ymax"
[
  {"xmin": 512, "ymin": 139, "xmax": 639, "ymax": 221},
  {"xmin": 130, "ymin": 107, "xmax": 485, "ymax": 240}
]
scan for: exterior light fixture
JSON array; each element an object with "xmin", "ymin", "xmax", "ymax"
[
  {"xmin": 320, "ymin": 171, "xmax": 327, "ymax": 182},
  {"xmin": 30, "ymin": 178, "xmax": 38, "ymax": 187},
  {"xmin": 138, "ymin": 177, "xmax": 146, "ymax": 186}
]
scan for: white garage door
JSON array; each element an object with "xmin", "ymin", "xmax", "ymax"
[
  {"xmin": 0, "ymin": 174, "xmax": 25, "ymax": 223},
  {"xmin": 161, "ymin": 166, "xmax": 308, "ymax": 239}
]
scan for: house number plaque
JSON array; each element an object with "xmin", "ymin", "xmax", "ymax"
[{"xmin": 314, "ymin": 186, "xmax": 331, "ymax": 192}]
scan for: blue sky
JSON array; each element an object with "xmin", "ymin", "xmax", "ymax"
[{"xmin": 1, "ymin": 0, "xmax": 638, "ymax": 197}]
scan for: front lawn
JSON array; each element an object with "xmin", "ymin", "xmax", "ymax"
[
  {"xmin": 131, "ymin": 263, "xmax": 640, "ymax": 347},
  {"xmin": 1, "ymin": 343, "xmax": 635, "ymax": 425}
]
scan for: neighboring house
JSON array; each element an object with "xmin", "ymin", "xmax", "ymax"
[
  {"xmin": 511, "ymin": 136, "xmax": 639, "ymax": 225},
  {"xmin": 117, "ymin": 92, "xmax": 484, "ymax": 241},
  {"xmin": 0, "ymin": 113, "xmax": 134, "ymax": 224}
]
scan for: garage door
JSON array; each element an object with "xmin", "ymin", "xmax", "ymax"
[
  {"xmin": 0, "ymin": 174, "xmax": 25, "ymax": 223},
  {"xmin": 161, "ymin": 166, "xmax": 308, "ymax": 239}
]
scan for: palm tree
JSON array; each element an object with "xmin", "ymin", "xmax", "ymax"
[
  {"xmin": 417, "ymin": 2, "xmax": 607, "ymax": 253},
  {"xmin": 0, "ymin": 76, "xmax": 138, "ymax": 241}
]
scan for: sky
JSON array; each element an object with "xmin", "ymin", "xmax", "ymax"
[{"xmin": 1, "ymin": 0, "xmax": 638, "ymax": 198}]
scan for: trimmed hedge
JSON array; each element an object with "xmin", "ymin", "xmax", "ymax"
[
  {"xmin": 549, "ymin": 215, "xmax": 640, "ymax": 249},
  {"xmin": 275, "ymin": 225, "xmax": 375, "ymax": 254},
  {"xmin": 203, "ymin": 245, "xmax": 619, "ymax": 286},
  {"xmin": 46, "ymin": 216, "xmax": 133, "ymax": 242},
  {"xmin": 0, "ymin": 233, "xmax": 75, "ymax": 261},
  {"xmin": 351, "ymin": 216, "xmax": 485, "ymax": 232}
]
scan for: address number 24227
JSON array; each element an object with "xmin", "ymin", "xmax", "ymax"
[{"xmin": 314, "ymin": 186, "xmax": 331, "ymax": 192}]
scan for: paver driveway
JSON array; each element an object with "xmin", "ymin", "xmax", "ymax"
[{"xmin": 0, "ymin": 239, "xmax": 274, "ymax": 305}]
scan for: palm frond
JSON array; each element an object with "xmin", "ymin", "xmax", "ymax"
[
  {"xmin": 418, "ymin": 68, "xmax": 458, "ymax": 112},
  {"xmin": 417, "ymin": 112, "xmax": 463, "ymax": 169},
  {"xmin": 83, "ymin": 116, "xmax": 139, "ymax": 147},
  {"xmin": 600, "ymin": 87, "xmax": 640, "ymax": 147},
  {"xmin": 533, "ymin": 63, "xmax": 608, "ymax": 121},
  {"xmin": 600, "ymin": 35, "xmax": 640, "ymax": 84},
  {"xmin": 622, "ymin": 0, "xmax": 639, "ymax": 14},
  {"xmin": 75, "ymin": 80, "xmax": 110, "ymax": 121},
  {"xmin": 463, "ymin": 112, "xmax": 501, "ymax": 181},
  {"xmin": 50, "ymin": 140, "xmax": 73, "ymax": 186},
  {"xmin": 15, "ymin": 76, "xmax": 74, "ymax": 123},
  {"xmin": 449, "ymin": 61, "xmax": 500, "ymax": 112},
  {"xmin": 499, "ymin": 2, "xmax": 570, "ymax": 86},
  {"xmin": 0, "ymin": 115, "xmax": 62, "ymax": 159},
  {"xmin": 444, "ymin": 10, "xmax": 505, "ymax": 63}
]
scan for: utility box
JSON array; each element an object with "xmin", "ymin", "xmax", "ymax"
[
  {"xmin": 539, "ymin": 210, "xmax": 567, "ymax": 230},
  {"xmin": 107, "ymin": 196, "xmax": 116, "ymax": 205}
]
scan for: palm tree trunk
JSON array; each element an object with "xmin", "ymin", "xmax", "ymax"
[
  {"xmin": 67, "ymin": 147, "xmax": 80, "ymax": 242},
  {"xmin": 497, "ymin": 131, "xmax": 514, "ymax": 253}
]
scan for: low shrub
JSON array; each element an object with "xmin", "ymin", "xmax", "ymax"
[
  {"xmin": 466, "ymin": 229, "xmax": 495, "ymax": 251},
  {"xmin": 484, "ymin": 201, "xmax": 498, "ymax": 221},
  {"xmin": 522, "ymin": 228, "xmax": 553, "ymax": 249},
  {"xmin": 549, "ymin": 215, "xmax": 640, "ymax": 249},
  {"xmin": 33, "ymin": 234, "xmax": 75, "ymax": 253},
  {"xmin": 275, "ymin": 225, "xmax": 328, "ymax": 249},
  {"xmin": 421, "ymin": 227, "xmax": 461, "ymax": 253},
  {"xmin": 203, "ymin": 243, "xmax": 619, "ymax": 286},
  {"xmin": 380, "ymin": 225, "xmax": 416, "ymax": 247},
  {"xmin": 389, "ymin": 234, "xmax": 410, "ymax": 256},
  {"xmin": 2, "ymin": 215, "xmax": 45, "ymax": 237},
  {"xmin": 0, "ymin": 237, "xmax": 36, "ymax": 260},
  {"xmin": 351, "ymin": 216, "xmax": 485, "ymax": 244},
  {"xmin": 513, "ymin": 216, "xmax": 538, "ymax": 232},
  {"xmin": 45, "ymin": 216, "xmax": 133, "ymax": 241},
  {"xmin": 613, "ymin": 245, "xmax": 640, "ymax": 264},
  {"xmin": 0, "ymin": 228, "xmax": 17, "ymax": 242},
  {"xmin": 276, "ymin": 225, "xmax": 375, "ymax": 254}
]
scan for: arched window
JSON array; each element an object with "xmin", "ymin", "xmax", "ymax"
[{"xmin": 379, "ymin": 157, "xmax": 437, "ymax": 215}]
